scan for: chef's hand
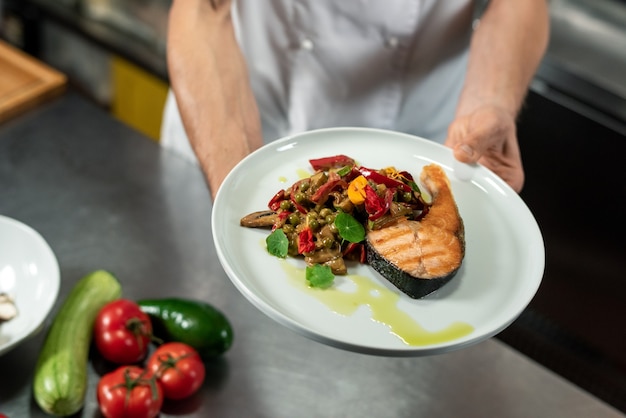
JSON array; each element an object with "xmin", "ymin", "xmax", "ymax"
[{"xmin": 444, "ymin": 105, "xmax": 524, "ymax": 193}]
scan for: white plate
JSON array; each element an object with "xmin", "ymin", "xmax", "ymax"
[
  {"xmin": 0, "ymin": 215, "xmax": 60, "ymax": 356},
  {"xmin": 212, "ymin": 128, "xmax": 544, "ymax": 356}
]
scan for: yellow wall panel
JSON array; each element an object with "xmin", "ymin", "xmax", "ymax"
[{"xmin": 111, "ymin": 56, "xmax": 168, "ymax": 141}]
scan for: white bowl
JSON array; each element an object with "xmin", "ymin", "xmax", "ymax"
[{"xmin": 0, "ymin": 215, "xmax": 60, "ymax": 356}]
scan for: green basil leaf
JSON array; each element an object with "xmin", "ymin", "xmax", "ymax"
[
  {"xmin": 408, "ymin": 180, "xmax": 421, "ymax": 194},
  {"xmin": 335, "ymin": 212, "xmax": 365, "ymax": 243},
  {"xmin": 266, "ymin": 229, "xmax": 289, "ymax": 258},
  {"xmin": 306, "ymin": 264, "xmax": 335, "ymax": 288}
]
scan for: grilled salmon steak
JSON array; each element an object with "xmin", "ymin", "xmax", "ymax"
[{"xmin": 366, "ymin": 164, "xmax": 465, "ymax": 298}]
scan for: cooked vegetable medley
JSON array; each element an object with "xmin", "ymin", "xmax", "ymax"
[{"xmin": 241, "ymin": 154, "xmax": 432, "ymax": 287}]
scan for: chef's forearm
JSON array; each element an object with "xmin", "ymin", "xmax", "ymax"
[
  {"xmin": 167, "ymin": 0, "xmax": 263, "ymax": 197},
  {"xmin": 455, "ymin": 0, "xmax": 550, "ymax": 118}
]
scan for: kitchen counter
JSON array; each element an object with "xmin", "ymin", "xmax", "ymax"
[{"xmin": 0, "ymin": 92, "xmax": 623, "ymax": 417}]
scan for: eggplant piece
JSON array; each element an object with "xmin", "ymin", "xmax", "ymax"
[
  {"xmin": 304, "ymin": 246, "xmax": 347, "ymax": 275},
  {"xmin": 240, "ymin": 210, "xmax": 278, "ymax": 228}
]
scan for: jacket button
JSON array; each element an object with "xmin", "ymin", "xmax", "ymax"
[
  {"xmin": 300, "ymin": 38, "xmax": 315, "ymax": 51},
  {"xmin": 386, "ymin": 37, "xmax": 399, "ymax": 48}
]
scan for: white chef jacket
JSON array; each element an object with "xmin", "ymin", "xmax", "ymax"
[{"xmin": 161, "ymin": 0, "xmax": 476, "ymax": 163}]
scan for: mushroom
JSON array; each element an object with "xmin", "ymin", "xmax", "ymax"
[{"xmin": 0, "ymin": 293, "xmax": 18, "ymax": 323}]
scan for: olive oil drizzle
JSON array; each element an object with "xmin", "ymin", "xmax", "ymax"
[
  {"xmin": 281, "ymin": 261, "xmax": 474, "ymax": 346},
  {"xmin": 295, "ymin": 168, "xmax": 311, "ymax": 179}
]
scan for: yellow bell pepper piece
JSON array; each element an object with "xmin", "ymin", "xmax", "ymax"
[{"xmin": 348, "ymin": 175, "xmax": 368, "ymax": 205}]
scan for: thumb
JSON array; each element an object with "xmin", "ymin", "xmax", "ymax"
[
  {"xmin": 453, "ymin": 142, "xmax": 479, "ymax": 164},
  {"xmin": 448, "ymin": 105, "xmax": 517, "ymax": 164},
  {"xmin": 450, "ymin": 108, "xmax": 509, "ymax": 164},
  {"xmin": 450, "ymin": 122, "xmax": 492, "ymax": 164}
]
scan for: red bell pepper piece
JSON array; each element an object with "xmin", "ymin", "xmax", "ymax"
[
  {"xmin": 341, "ymin": 166, "xmax": 362, "ymax": 182},
  {"xmin": 358, "ymin": 166, "xmax": 411, "ymax": 192},
  {"xmin": 363, "ymin": 185, "xmax": 384, "ymax": 220},
  {"xmin": 415, "ymin": 203, "xmax": 430, "ymax": 221},
  {"xmin": 364, "ymin": 185, "xmax": 394, "ymax": 220},
  {"xmin": 310, "ymin": 171, "xmax": 347, "ymax": 204},
  {"xmin": 309, "ymin": 155, "xmax": 355, "ymax": 171},
  {"xmin": 399, "ymin": 170, "xmax": 414, "ymax": 181},
  {"xmin": 297, "ymin": 227, "xmax": 316, "ymax": 254},
  {"xmin": 289, "ymin": 181, "xmax": 308, "ymax": 214},
  {"xmin": 343, "ymin": 242, "xmax": 367, "ymax": 264},
  {"xmin": 268, "ymin": 189, "xmax": 285, "ymax": 211}
]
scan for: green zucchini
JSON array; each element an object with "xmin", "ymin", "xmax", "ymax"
[
  {"xmin": 33, "ymin": 270, "xmax": 122, "ymax": 416},
  {"xmin": 138, "ymin": 297, "xmax": 233, "ymax": 359}
]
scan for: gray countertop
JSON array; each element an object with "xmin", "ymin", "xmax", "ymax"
[{"xmin": 0, "ymin": 92, "xmax": 623, "ymax": 417}]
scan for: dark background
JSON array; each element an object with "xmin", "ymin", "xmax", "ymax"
[{"xmin": 499, "ymin": 88, "xmax": 626, "ymax": 412}]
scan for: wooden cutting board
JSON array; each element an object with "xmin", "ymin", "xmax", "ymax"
[{"xmin": 0, "ymin": 40, "xmax": 67, "ymax": 123}]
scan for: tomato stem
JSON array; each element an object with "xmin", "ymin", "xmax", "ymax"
[
  {"xmin": 125, "ymin": 317, "xmax": 162, "ymax": 349},
  {"xmin": 111, "ymin": 368, "xmax": 161, "ymax": 404},
  {"xmin": 155, "ymin": 352, "xmax": 193, "ymax": 377}
]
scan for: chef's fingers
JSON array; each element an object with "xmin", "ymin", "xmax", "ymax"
[{"xmin": 447, "ymin": 106, "xmax": 515, "ymax": 164}]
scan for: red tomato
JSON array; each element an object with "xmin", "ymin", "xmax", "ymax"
[
  {"xmin": 97, "ymin": 366, "xmax": 163, "ymax": 418},
  {"xmin": 94, "ymin": 299, "xmax": 153, "ymax": 364},
  {"xmin": 147, "ymin": 342, "xmax": 206, "ymax": 400}
]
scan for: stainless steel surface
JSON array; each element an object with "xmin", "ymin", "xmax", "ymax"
[
  {"xmin": 549, "ymin": 0, "xmax": 626, "ymax": 99},
  {"xmin": 534, "ymin": 0, "xmax": 626, "ymax": 127},
  {"xmin": 0, "ymin": 92, "xmax": 623, "ymax": 417}
]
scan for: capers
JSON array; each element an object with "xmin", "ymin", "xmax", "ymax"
[
  {"xmin": 294, "ymin": 192, "xmax": 306, "ymax": 203},
  {"xmin": 288, "ymin": 237, "xmax": 298, "ymax": 255},
  {"xmin": 402, "ymin": 191, "xmax": 413, "ymax": 202},
  {"xmin": 319, "ymin": 208, "xmax": 333, "ymax": 218},
  {"xmin": 308, "ymin": 219, "xmax": 320, "ymax": 230},
  {"xmin": 288, "ymin": 213, "xmax": 301, "ymax": 225},
  {"xmin": 299, "ymin": 181, "xmax": 310, "ymax": 192},
  {"xmin": 280, "ymin": 200, "xmax": 292, "ymax": 210},
  {"xmin": 322, "ymin": 237, "xmax": 334, "ymax": 248}
]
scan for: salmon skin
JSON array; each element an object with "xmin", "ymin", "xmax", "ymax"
[{"xmin": 366, "ymin": 164, "xmax": 465, "ymax": 298}]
